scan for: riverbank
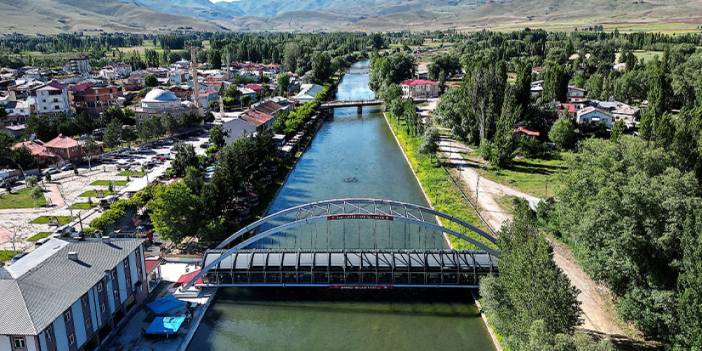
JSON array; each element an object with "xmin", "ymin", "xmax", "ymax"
[
  {"xmin": 383, "ymin": 112, "xmax": 493, "ymax": 249},
  {"xmin": 383, "ymin": 112, "xmax": 503, "ymax": 351}
]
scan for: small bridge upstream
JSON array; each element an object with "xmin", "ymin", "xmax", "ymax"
[
  {"xmin": 185, "ymin": 198, "xmax": 499, "ymax": 289},
  {"xmin": 320, "ymin": 99, "xmax": 428, "ymax": 114}
]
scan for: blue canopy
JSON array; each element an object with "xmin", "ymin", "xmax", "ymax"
[
  {"xmin": 145, "ymin": 316, "xmax": 186, "ymax": 336},
  {"xmin": 146, "ymin": 295, "xmax": 186, "ymax": 315}
]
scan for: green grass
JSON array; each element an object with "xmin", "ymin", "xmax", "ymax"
[
  {"xmin": 90, "ymin": 180, "xmax": 129, "ymax": 186},
  {"xmin": 117, "ymin": 170, "xmax": 145, "ymax": 177},
  {"xmin": 0, "ymin": 250, "xmax": 17, "ymax": 263},
  {"xmin": 30, "ymin": 216, "xmax": 73, "ymax": 225},
  {"xmin": 475, "ymin": 155, "xmax": 570, "ymax": 198},
  {"xmin": 27, "ymin": 232, "xmax": 52, "ymax": 242},
  {"xmin": 385, "ymin": 113, "xmax": 495, "ymax": 251},
  {"xmin": 69, "ymin": 202, "xmax": 98, "ymax": 210},
  {"xmin": 79, "ymin": 190, "xmax": 116, "ymax": 198},
  {"xmin": 496, "ymin": 195, "xmax": 519, "ymax": 216},
  {"xmin": 0, "ymin": 187, "xmax": 47, "ymax": 209}
]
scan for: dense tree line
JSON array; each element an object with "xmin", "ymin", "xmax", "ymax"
[{"xmin": 538, "ymin": 136, "xmax": 702, "ymax": 349}]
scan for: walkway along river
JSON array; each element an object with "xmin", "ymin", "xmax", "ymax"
[{"xmin": 186, "ymin": 61, "xmax": 496, "ymax": 351}]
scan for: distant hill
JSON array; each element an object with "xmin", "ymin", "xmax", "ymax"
[{"xmin": 1, "ymin": 0, "xmax": 702, "ymax": 33}]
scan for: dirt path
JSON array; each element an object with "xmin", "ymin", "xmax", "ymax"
[{"xmin": 438, "ymin": 137, "xmax": 628, "ymax": 337}]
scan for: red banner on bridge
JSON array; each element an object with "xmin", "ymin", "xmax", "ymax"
[
  {"xmin": 328, "ymin": 284, "xmax": 394, "ymax": 290},
  {"xmin": 326, "ymin": 214, "xmax": 394, "ymax": 221}
]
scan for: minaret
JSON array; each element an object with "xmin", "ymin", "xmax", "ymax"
[
  {"xmin": 226, "ymin": 52, "xmax": 231, "ymax": 80},
  {"xmin": 190, "ymin": 47, "xmax": 200, "ymax": 109}
]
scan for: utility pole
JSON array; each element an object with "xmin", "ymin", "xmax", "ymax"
[
  {"xmin": 476, "ymin": 174, "xmax": 480, "ymax": 200},
  {"xmin": 190, "ymin": 46, "xmax": 201, "ymax": 110}
]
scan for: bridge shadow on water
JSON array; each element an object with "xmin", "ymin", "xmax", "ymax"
[{"xmin": 213, "ymin": 287, "xmax": 480, "ymax": 318}]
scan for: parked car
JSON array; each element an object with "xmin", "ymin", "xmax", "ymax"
[
  {"xmin": 200, "ymin": 142, "xmax": 210, "ymax": 149},
  {"xmin": 42, "ymin": 167, "xmax": 59, "ymax": 175},
  {"xmin": 10, "ymin": 252, "xmax": 28, "ymax": 264},
  {"xmin": 60, "ymin": 164, "xmax": 74, "ymax": 171}
]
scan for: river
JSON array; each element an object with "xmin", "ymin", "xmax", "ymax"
[{"xmin": 187, "ymin": 61, "xmax": 496, "ymax": 351}]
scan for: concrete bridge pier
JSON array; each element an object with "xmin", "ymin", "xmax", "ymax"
[{"xmin": 357, "ymin": 105, "xmax": 363, "ymax": 115}]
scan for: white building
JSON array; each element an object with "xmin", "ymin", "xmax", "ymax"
[
  {"xmin": 33, "ymin": 81, "xmax": 70, "ymax": 115},
  {"xmin": 292, "ymin": 84, "xmax": 324, "ymax": 103},
  {"xmin": 400, "ymin": 79, "xmax": 439, "ymax": 99},
  {"xmin": 134, "ymin": 88, "xmax": 192, "ymax": 124},
  {"xmin": 567, "ymin": 86, "xmax": 587, "ymax": 102},
  {"xmin": 576, "ymin": 106, "xmax": 613, "ymax": 128},
  {"xmin": 0, "ymin": 238, "xmax": 153, "ymax": 351},
  {"xmin": 99, "ymin": 63, "xmax": 132, "ymax": 80},
  {"xmin": 64, "ymin": 56, "xmax": 91, "ymax": 76}
]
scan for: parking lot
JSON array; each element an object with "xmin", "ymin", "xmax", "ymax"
[{"xmin": 0, "ymin": 131, "xmax": 210, "ymax": 253}]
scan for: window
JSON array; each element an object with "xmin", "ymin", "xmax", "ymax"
[
  {"xmin": 64, "ymin": 310, "xmax": 71, "ymax": 322},
  {"xmin": 68, "ymin": 334, "xmax": 75, "ymax": 345},
  {"xmin": 12, "ymin": 336, "xmax": 26, "ymax": 349}
]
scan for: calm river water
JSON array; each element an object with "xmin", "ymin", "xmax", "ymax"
[{"xmin": 187, "ymin": 61, "xmax": 496, "ymax": 351}]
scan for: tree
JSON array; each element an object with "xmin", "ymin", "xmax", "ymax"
[
  {"xmin": 144, "ymin": 75, "xmax": 158, "ymax": 88},
  {"xmin": 379, "ymin": 83, "xmax": 402, "ymax": 105},
  {"xmin": 103, "ymin": 118, "xmax": 122, "ymax": 148},
  {"xmin": 283, "ymin": 43, "xmax": 301, "ymax": 73},
  {"xmin": 486, "ymin": 86, "xmax": 521, "ymax": 168},
  {"xmin": 9, "ymin": 147, "xmax": 36, "ymax": 170},
  {"xmin": 610, "ymin": 119, "xmax": 625, "ymax": 142},
  {"xmin": 419, "ymin": 127, "xmax": 440, "ymax": 163},
  {"xmin": 208, "ymin": 125, "xmax": 226, "ymax": 149},
  {"xmin": 480, "ymin": 199, "xmax": 582, "ymax": 348},
  {"xmin": 427, "ymin": 52, "xmax": 461, "ymax": 81},
  {"xmin": 311, "ymin": 51, "xmax": 334, "ymax": 83},
  {"xmin": 31, "ymin": 186, "xmax": 43, "ymax": 207},
  {"xmin": 184, "ymin": 166, "xmax": 204, "ymax": 195},
  {"xmin": 171, "ymin": 143, "xmax": 198, "ymax": 177},
  {"xmin": 549, "ymin": 116, "xmax": 577, "ymax": 150},
  {"xmin": 543, "ymin": 61, "xmax": 569, "ymax": 102},
  {"xmin": 0, "ymin": 133, "xmax": 12, "ymax": 167},
  {"xmin": 82, "ymin": 136, "xmax": 99, "ymax": 170},
  {"xmin": 148, "ymin": 182, "xmax": 201, "ymax": 244},
  {"xmin": 550, "ymin": 137, "xmax": 702, "ymax": 340},
  {"xmin": 277, "ymin": 74, "xmax": 290, "ymax": 96},
  {"xmin": 74, "ymin": 111, "xmax": 94, "ymax": 134}
]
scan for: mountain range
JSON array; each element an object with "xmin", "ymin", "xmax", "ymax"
[{"xmin": 1, "ymin": 0, "xmax": 702, "ymax": 33}]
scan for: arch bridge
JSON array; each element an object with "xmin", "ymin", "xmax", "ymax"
[{"xmin": 186, "ymin": 198, "xmax": 499, "ymax": 289}]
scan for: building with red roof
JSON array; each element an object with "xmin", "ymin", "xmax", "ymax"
[
  {"xmin": 245, "ymin": 83, "xmax": 264, "ymax": 95},
  {"xmin": 12, "ymin": 140, "xmax": 60, "ymax": 166},
  {"xmin": 400, "ymin": 79, "xmax": 439, "ymax": 99},
  {"xmin": 44, "ymin": 134, "xmax": 82, "ymax": 162}
]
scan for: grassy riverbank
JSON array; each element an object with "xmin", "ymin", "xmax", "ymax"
[{"xmin": 384, "ymin": 113, "xmax": 494, "ymax": 250}]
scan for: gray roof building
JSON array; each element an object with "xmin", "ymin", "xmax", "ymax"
[{"xmin": 0, "ymin": 237, "xmax": 144, "ymax": 335}]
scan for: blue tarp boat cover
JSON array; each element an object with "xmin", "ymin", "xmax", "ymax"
[
  {"xmin": 145, "ymin": 316, "xmax": 186, "ymax": 336},
  {"xmin": 146, "ymin": 295, "xmax": 186, "ymax": 315}
]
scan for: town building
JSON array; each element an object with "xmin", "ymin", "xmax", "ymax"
[
  {"xmin": 593, "ymin": 100, "xmax": 640, "ymax": 127},
  {"xmin": 12, "ymin": 140, "xmax": 60, "ymax": 166},
  {"xmin": 292, "ymin": 84, "xmax": 324, "ymax": 103},
  {"xmin": 0, "ymin": 237, "xmax": 153, "ymax": 351},
  {"xmin": 576, "ymin": 106, "xmax": 614, "ymax": 128},
  {"xmin": 99, "ymin": 63, "xmax": 132, "ymax": 80},
  {"xmin": 64, "ymin": 56, "xmax": 91, "ymax": 76},
  {"xmin": 44, "ymin": 134, "xmax": 82, "ymax": 162},
  {"xmin": 33, "ymin": 81, "xmax": 71, "ymax": 116},
  {"xmin": 400, "ymin": 79, "xmax": 439, "ymax": 99},
  {"xmin": 69, "ymin": 82, "xmax": 122, "ymax": 117},
  {"xmin": 567, "ymin": 86, "xmax": 587, "ymax": 102}
]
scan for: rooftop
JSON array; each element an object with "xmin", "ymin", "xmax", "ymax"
[
  {"xmin": 44, "ymin": 134, "xmax": 80, "ymax": 149},
  {"xmin": 0, "ymin": 237, "xmax": 144, "ymax": 335},
  {"xmin": 401, "ymin": 79, "xmax": 438, "ymax": 86}
]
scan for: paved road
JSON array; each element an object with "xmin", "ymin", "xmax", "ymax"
[{"xmin": 437, "ymin": 137, "xmax": 628, "ymax": 338}]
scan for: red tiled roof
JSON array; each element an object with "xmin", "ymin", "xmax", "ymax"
[
  {"xmin": 69, "ymin": 82, "xmax": 92, "ymax": 92},
  {"xmin": 12, "ymin": 140, "xmax": 59, "ymax": 158},
  {"xmin": 145, "ymin": 257, "xmax": 162, "ymax": 273},
  {"xmin": 176, "ymin": 270, "xmax": 202, "ymax": 285},
  {"xmin": 401, "ymin": 79, "xmax": 438, "ymax": 86},
  {"xmin": 44, "ymin": 134, "xmax": 80, "ymax": 149},
  {"xmin": 561, "ymin": 103, "xmax": 577, "ymax": 113},
  {"xmin": 242, "ymin": 110, "xmax": 274, "ymax": 127},
  {"xmin": 246, "ymin": 83, "xmax": 263, "ymax": 92},
  {"xmin": 253, "ymin": 101, "xmax": 283, "ymax": 115}
]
